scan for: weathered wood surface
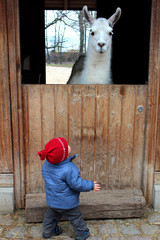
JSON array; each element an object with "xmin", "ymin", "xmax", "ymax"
[
  {"xmin": 0, "ymin": 0, "xmax": 24, "ymax": 207},
  {"xmin": 25, "ymin": 190, "xmax": 146, "ymax": 223},
  {"xmin": 154, "ymin": 172, "xmax": 160, "ymax": 185},
  {"xmin": 22, "ymin": 85, "xmax": 148, "ymax": 195},
  {"xmin": 0, "ymin": 174, "xmax": 14, "ymax": 188},
  {"xmin": 15, "ymin": 0, "xmax": 25, "ymax": 208},
  {"xmin": 0, "ymin": 0, "xmax": 13, "ymax": 173},
  {"xmin": 143, "ymin": 0, "xmax": 160, "ymax": 204},
  {"xmin": 6, "ymin": 0, "xmax": 24, "ymax": 208}
]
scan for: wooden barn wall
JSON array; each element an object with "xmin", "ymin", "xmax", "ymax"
[
  {"xmin": 154, "ymin": 0, "xmax": 160, "ymax": 173},
  {"xmin": 0, "ymin": 0, "xmax": 13, "ymax": 173},
  {"xmin": 142, "ymin": 0, "xmax": 160, "ymax": 202},
  {"xmin": 22, "ymin": 85, "xmax": 148, "ymax": 194},
  {"xmin": 0, "ymin": 0, "xmax": 159, "ymax": 208},
  {"xmin": 155, "ymin": 94, "xmax": 160, "ymax": 172},
  {"xmin": 0, "ymin": 0, "xmax": 24, "ymax": 208}
]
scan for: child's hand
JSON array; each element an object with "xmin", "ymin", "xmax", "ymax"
[{"xmin": 94, "ymin": 181, "xmax": 101, "ymax": 192}]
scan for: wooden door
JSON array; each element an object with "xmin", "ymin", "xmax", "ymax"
[{"xmin": 22, "ymin": 85, "xmax": 148, "ymax": 193}]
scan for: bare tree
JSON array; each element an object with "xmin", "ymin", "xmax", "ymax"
[
  {"xmin": 45, "ymin": 10, "xmax": 79, "ymax": 63},
  {"xmin": 45, "ymin": 9, "xmax": 96, "ymax": 63},
  {"xmin": 45, "ymin": 11, "xmax": 51, "ymax": 64},
  {"xmin": 79, "ymin": 10, "xmax": 84, "ymax": 55}
]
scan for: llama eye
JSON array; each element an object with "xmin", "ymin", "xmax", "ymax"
[{"xmin": 91, "ymin": 31, "xmax": 95, "ymax": 36}]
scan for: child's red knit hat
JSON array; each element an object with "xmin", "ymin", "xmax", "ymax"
[{"xmin": 38, "ymin": 137, "xmax": 68, "ymax": 164}]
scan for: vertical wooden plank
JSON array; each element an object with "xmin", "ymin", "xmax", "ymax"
[
  {"xmin": 6, "ymin": 0, "xmax": 24, "ymax": 208},
  {"xmin": 155, "ymin": 87, "xmax": 160, "ymax": 171},
  {"xmin": 40, "ymin": 86, "xmax": 55, "ymax": 193},
  {"xmin": 41, "ymin": 86, "xmax": 55, "ymax": 145},
  {"xmin": 54, "ymin": 85, "xmax": 68, "ymax": 140},
  {"xmin": 95, "ymin": 86, "xmax": 109, "ymax": 189},
  {"xmin": 68, "ymin": 85, "xmax": 82, "ymax": 169},
  {"xmin": 27, "ymin": 86, "xmax": 43, "ymax": 193},
  {"xmin": 0, "ymin": 0, "xmax": 13, "ymax": 173},
  {"xmin": 155, "ymin": 129, "xmax": 160, "ymax": 171},
  {"xmin": 108, "ymin": 86, "xmax": 122, "ymax": 189},
  {"xmin": 132, "ymin": 86, "xmax": 148, "ymax": 189},
  {"xmin": 81, "ymin": 86, "xmax": 96, "ymax": 181},
  {"xmin": 22, "ymin": 86, "xmax": 29, "ymax": 194},
  {"xmin": 119, "ymin": 86, "xmax": 136, "ymax": 189},
  {"xmin": 14, "ymin": 0, "xmax": 25, "ymax": 207},
  {"xmin": 143, "ymin": 0, "xmax": 160, "ymax": 203}
]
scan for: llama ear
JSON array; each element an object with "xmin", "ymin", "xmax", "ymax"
[
  {"xmin": 83, "ymin": 5, "xmax": 95, "ymax": 26},
  {"xmin": 108, "ymin": 7, "xmax": 121, "ymax": 27}
]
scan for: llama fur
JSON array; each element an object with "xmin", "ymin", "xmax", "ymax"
[{"xmin": 67, "ymin": 6, "xmax": 121, "ymax": 84}]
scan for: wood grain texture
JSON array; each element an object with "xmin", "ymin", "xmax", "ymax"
[
  {"xmin": 55, "ymin": 85, "xmax": 69, "ymax": 140},
  {"xmin": 6, "ymin": 0, "xmax": 25, "ymax": 208},
  {"xmin": 0, "ymin": 0, "xmax": 13, "ymax": 173},
  {"xmin": 81, "ymin": 86, "xmax": 96, "ymax": 181},
  {"xmin": 132, "ymin": 86, "xmax": 148, "ymax": 188},
  {"xmin": 68, "ymin": 85, "xmax": 82, "ymax": 169},
  {"xmin": 25, "ymin": 190, "xmax": 146, "ymax": 222},
  {"xmin": 119, "ymin": 86, "xmax": 135, "ymax": 188},
  {"xmin": 154, "ymin": 172, "xmax": 160, "ymax": 184},
  {"xmin": 143, "ymin": 0, "xmax": 160, "ymax": 203},
  {"xmin": 22, "ymin": 85, "xmax": 148, "ymax": 195},
  {"xmin": 95, "ymin": 86, "xmax": 109, "ymax": 188},
  {"xmin": 28, "ymin": 86, "xmax": 43, "ymax": 193},
  {"xmin": 0, "ymin": 174, "xmax": 14, "ymax": 188},
  {"xmin": 108, "ymin": 86, "xmax": 122, "ymax": 189}
]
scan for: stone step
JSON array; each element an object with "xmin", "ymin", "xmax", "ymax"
[{"xmin": 25, "ymin": 189, "xmax": 146, "ymax": 223}]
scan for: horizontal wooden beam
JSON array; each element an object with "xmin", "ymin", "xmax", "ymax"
[
  {"xmin": 154, "ymin": 172, "xmax": 160, "ymax": 185},
  {"xmin": 0, "ymin": 174, "xmax": 14, "ymax": 188},
  {"xmin": 26, "ymin": 190, "xmax": 146, "ymax": 223},
  {"xmin": 45, "ymin": 0, "xmax": 96, "ymax": 10}
]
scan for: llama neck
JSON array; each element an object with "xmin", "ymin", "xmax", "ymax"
[
  {"xmin": 87, "ymin": 44, "xmax": 111, "ymax": 68},
  {"xmin": 81, "ymin": 43, "xmax": 112, "ymax": 84}
]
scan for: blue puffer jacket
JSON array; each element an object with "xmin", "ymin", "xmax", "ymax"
[{"xmin": 42, "ymin": 154, "xmax": 94, "ymax": 209}]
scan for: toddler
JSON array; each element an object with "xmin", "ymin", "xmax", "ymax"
[{"xmin": 38, "ymin": 137, "xmax": 101, "ymax": 240}]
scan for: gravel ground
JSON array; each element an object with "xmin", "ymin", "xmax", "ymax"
[
  {"xmin": 0, "ymin": 208, "xmax": 160, "ymax": 239},
  {"xmin": 46, "ymin": 66, "xmax": 72, "ymax": 84}
]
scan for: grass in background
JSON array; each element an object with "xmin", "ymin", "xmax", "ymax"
[{"xmin": 46, "ymin": 63, "xmax": 73, "ymax": 68}]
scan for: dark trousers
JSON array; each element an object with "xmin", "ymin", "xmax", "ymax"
[{"xmin": 43, "ymin": 205, "xmax": 87, "ymax": 236}]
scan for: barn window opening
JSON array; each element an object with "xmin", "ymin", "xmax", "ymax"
[
  {"xmin": 19, "ymin": 0, "xmax": 152, "ymax": 85},
  {"xmin": 45, "ymin": 10, "xmax": 96, "ymax": 84}
]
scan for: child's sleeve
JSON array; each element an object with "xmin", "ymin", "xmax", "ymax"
[{"xmin": 66, "ymin": 164, "xmax": 94, "ymax": 192}]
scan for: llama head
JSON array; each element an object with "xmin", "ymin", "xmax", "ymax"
[{"xmin": 83, "ymin": 6, "xmax": 121, "ymax": 54}]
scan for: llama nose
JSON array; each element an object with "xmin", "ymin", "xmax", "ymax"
[{"xmin": 98, "ymin": 42, "xmax": 105, "ymax": 47}]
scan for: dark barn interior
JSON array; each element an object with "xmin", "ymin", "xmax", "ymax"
[
  {"xmin": 100, "ymin": 0, "xmax": 152, "ymax": 84},
  {"xmin": 19, "ymin": 0, "xmax": 152, "ymax": 84}
]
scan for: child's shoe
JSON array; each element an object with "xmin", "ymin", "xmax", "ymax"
[
  {"xmin": 42, "ymin": 225, "xmax": 63, "ymax": 239},
  {"xmin": 75, "ymin": 228, "xmax": 90, "ymax": 240}
]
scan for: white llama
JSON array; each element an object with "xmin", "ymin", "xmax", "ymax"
[{"xmin": 67, "ymin": 6, "xmax": 121, "ymax": 84}]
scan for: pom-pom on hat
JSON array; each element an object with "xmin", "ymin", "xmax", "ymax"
[{"xmin": 38, "ymin": 137, "xmax": 68, "ymax": 164}]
